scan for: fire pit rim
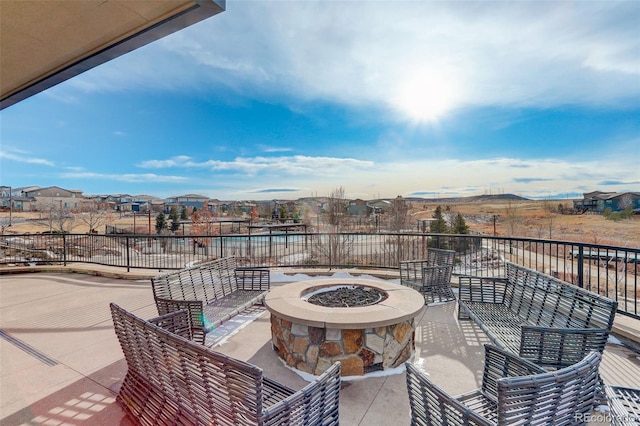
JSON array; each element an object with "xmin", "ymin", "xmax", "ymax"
[{"xmin": 264, "ymin": 278, "xmax": 423, "ymax": 329}]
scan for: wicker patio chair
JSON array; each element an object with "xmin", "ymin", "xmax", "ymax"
[
  {"xmin": 605, "ymin": 385, "xmax": 640, "ymax": 426},
  {"xmin": 400, "ymin": 248, "xmax": 457, "ymax": 304},
  {"xmin": 406, "ymin": 344, "xmax": 602, "ymax": 425},
  {"xmin": 151, "ymin": 256, "xmax": 270, "ymax": 342},
  {"xmin": 110, "ymin": 303, "xmax": 341, "ymax": 425}
]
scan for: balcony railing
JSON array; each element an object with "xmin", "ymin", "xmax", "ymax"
[{"xmin": 1, "ymin": 232, "xmax": 638, "ymax": 319}]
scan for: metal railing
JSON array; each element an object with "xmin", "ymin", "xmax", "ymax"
[{"xmin": 1, "ymin": 232, "xmax": 638, "ymax": 319}]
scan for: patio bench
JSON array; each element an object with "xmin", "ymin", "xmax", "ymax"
[
  {"xmin": 151, "ymin": 256, "xmax": 270, "ymax": 343},
  {"xmin": 605, "ymin": 385, "xmax": 640, "ymax": 425},
  {"xmin": 400, "ymin": 248, "xmax": 457, "ymax": 304},
  {"xmin": 110, "ymin": 303, "xmax": 342, "ymax": 426},
  {"xmin": 458, "ymin": 261, "xmax": 617, "ymax": 369},
  {"xmin": 406, "ymin": 344, "xmax": 602, "ymax": 425}
]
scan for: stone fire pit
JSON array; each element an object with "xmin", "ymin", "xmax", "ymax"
[{"xmin": 264, "ymin": 278, "xmax": 423, "ymax": 377}]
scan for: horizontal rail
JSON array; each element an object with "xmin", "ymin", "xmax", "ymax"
[{"xmin": 1, "ymin": 232, "xmax": 638, "ymax": 319}]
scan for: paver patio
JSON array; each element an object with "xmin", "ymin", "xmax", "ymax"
[{"xmin": 1, "ymin": 270, "xmax": 639, "ymax": 425}]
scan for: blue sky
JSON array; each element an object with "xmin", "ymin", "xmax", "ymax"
[{"xmin": 1, "ymin": 1, "xmax": 639, "ymax": 201}]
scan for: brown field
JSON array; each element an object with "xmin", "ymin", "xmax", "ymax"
[
  {"xmin": 410, "ymin": 199, "xmax": 638, "ymax": 248},
  {"xmin": 1, "ymin": 199, "xmax": 638, "ymax": 248}
]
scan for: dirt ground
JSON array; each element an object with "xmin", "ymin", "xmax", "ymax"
[
  {"xmin": 411, "ymin": 199, "xmax": 639, "ymax": 248},
  {"xmin": 1, "ymin": 200, "xmax": 638, "ymax": 248}
]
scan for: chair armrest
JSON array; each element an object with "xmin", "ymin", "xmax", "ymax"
[
  {"xmin": 519, "ymin": 325, "xmax": 611, "ymax": 369},
  {"xmin": 401, "ymin": 260, "xmax": 430, "ymax": 267},
  {"xmin": 148, "ymin": 309, "xmax": 194, "ymax": 341},
  {"xmin": 236, "ymin": 267, "xmax": 270, "ymax": 291},
  {"xmin": 480, "ymin": 344, "xmax": 545, "ymax": 402},
  {"xmin": 406, "ymin": 362, "xmax": 493, "ymax": 426},
  {"xmin": 261, "ymin": 362, "xmax": 341, "ymax": 426},
  {"xmin": 400, "ymin": 260, "xmax": 430, "ymax": 283},
  {"xmin": 458, "ymin": 276, "xmax": 508, "ymax": 303},
  {"xmin": 154, "ymin": 297, "xmax": 206, "ymax": 344}
]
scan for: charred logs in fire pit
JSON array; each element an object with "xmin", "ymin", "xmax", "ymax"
[{"xmin": 306, "ymin": 286, "xmax": 387, "ymax": 307}]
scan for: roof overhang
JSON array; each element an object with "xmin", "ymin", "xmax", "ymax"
[{"xmin": 1, "ymin": 0, "xmax": 225, "ymax": 110}]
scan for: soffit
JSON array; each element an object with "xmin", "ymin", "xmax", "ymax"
[{"xmin": 1, "ymin": 0, "xmax": 224, "ymax": 109}]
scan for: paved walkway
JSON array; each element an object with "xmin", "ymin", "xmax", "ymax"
[{"xmin": 1, "ymin": 270, "xmax": 639, "ymax": 425}]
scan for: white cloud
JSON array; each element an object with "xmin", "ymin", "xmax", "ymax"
[
  {"xmin": 193, "ymin": 155, "xmax": 637, "ymax": 201},
  {"xmin": 257, "ymin": 145, "xmax": 293, "ymax": 153},
  {"xmin": 130, "ymin": 149, "xmax": 639, "ymax": 200},
  {"xmin": 59, "ymin": 171, "xmax": 187, "ymax": 183},
  {"xmin": 138, "ymin": 156, "xmax": 194, "ymax": 168},
  {"xmin": 60, "ymin": 1, "xmax": 639, "ymax": 115},
  {"xmin": 0, "ymin": 148, "xmax": 55, "ymax": 167},
  {"xmin": 138, "ymin": 154, "xmax": 374, "ymax": 175}
]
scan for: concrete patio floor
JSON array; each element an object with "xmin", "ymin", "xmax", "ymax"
[{"xmin": 1, "ymin": 270, "xmax": 639, "ymax": 425}]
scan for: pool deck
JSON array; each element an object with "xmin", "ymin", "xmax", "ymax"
[{"xmin": 1, "ymin": 267, "xmax": 639, "ymax": 425}]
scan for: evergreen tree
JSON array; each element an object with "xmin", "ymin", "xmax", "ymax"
[
  {"xmin": 278, "ymin": 205, "xmax": 289, "ymax": 221},
  {"xmin": 180, "ymin": 206, "xmax": 189, "ymax": 220},
  {"xmin": 169, "ymin": 206, "xmax": 180, "ymax": 232},
  {"xmin": 430, "ymin": 205, "xmax": 448, "ymax": 233},
  {"xmin": 451, "ymin": 213, "xmax": 470, "ymax": 234},
  {"xmin": 155, "ymin": 212, "xmax": 167, "ymax": 234}
]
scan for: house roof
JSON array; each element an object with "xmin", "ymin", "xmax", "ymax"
[
  {"xmin": 1, "ymin": 0, "xmax": 225, "ymax": 109},
  {"xmin": 172, "ymin": 194, "xmax": 210, "ymax": 199},
  {"xmin": 23, "ymin": 185, "xmax": 83, "ymax": 195}
]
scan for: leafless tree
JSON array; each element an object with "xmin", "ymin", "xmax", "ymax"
[
  {"xmin": 191, "ymin": 202, "xmax": 217, "ymax": 252},
  {"xmin": 542, "ymin": 200, "xmax": 555, "ymax": 239},
  {"xmin": 618, "ymin": 194, "xmax": 634, "ymax": 209},
  {"xmin": 326, "ymin": 186, "xmax": 347, "ymax": 232},
  {"xmin": 36, "ymin": 200, "xmax": 76, "ymax": 233},
  {"xmin": 258, "ymin": 203, "xmax": 272, "ymax": 219},
  {"xmin": 503, "ymin": 200, "xmax": 520, "ymax": 236},
  {"xmin": 77, "ymin": 200, "xmax": 110, "ymax": 233},
  {"xmin": 389, "ymin": 196, "xmax": 410, "ymax": 232},
  {"xmin": 311, "ymin": 186, "xmax": 354, "ymax": 264}
]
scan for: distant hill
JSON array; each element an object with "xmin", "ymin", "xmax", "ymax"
[
  {"xmin": 460, "ymin": 194, "xmax": 529, "ymax": 202},
  {"xmin": 403, "ymin": 194, "xmax": 529, "ymax": 203}
]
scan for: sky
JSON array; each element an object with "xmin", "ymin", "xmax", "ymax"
[{"xmin": 1, "ymin": 1, "xmax": 639, "ymax": 201}]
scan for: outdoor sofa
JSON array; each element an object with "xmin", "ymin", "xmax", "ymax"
[
  {"xmin": 457, "ymin": 261, "xmax": 617, "ymax": 369},
  {"xmin": 110, "ymin": 303, "xmax": 342, "ymax": 425},
  {"xmin": 151, "ymin": 256, "xmax": 270, "ymax": 343}
]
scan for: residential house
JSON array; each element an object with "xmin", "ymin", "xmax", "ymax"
[
  {"xmin": 347, "ymin": 199, "xmax": 372, "ymax": 216},
  {"xmin": 574, "ymin": 191, "xmax": 640, "ymax": 213},
  {"xmin": 0, "ymin": 186, "xmax": 11, "ymax": 210},
  {"xmin": 368, "ymin": 199, "xmax": 393, "ymax": 214},
  {"xmin": 166, "ymin": 194, "xmax": 213, "ymax": 213},
  {"xmin": 22, "ymin": 186, "xmax": 83, "ymax": 211}
]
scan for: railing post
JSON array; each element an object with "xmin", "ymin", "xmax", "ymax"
[
  {"xmin": 126, "ymin": 236, "xmax": 130, "ymax": 272},
  {"xmin": 577, "ymin": 245, "xmax": 584, "ymax": 288},
  {"xmin": 62, "ymin": 234, "xmax": 67, "ymax": 266},
  {"xmin": 329, "ymin": 234, "xmax": 333, "ymax": 270}
]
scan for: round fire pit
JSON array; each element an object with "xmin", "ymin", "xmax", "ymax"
[
  {"xmin": 264, "ymin": 278, "xmax": 423, "ymax": 377},
  {"xmin": 305, "ymin": 285, "xmax": 388, "ymax": 307}
]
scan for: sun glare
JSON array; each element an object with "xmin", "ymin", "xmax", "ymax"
[{"xmin": 393, "ymin": 70, "xmax": 459, "ymax": 123}]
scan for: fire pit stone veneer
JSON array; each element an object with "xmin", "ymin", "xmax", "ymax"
[{"xmin": 264, "ymin": 278, "xmax": 424, "ymax": 377}]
